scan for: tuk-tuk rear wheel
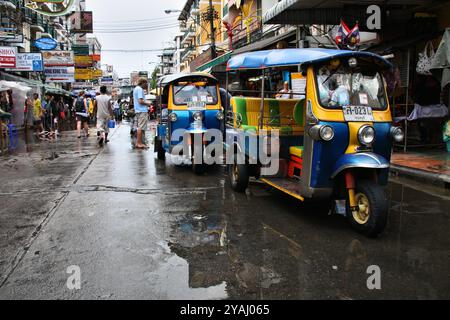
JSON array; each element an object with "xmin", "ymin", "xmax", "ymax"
[
  {"xmin": 229, "ymin": 163, "xmax": 249, "ymax": 193},
  {"xmin": 346, "ymin": 180, "xmax": 389, "ymax": 238}
]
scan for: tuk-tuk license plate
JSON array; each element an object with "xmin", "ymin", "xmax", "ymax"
[
  {"xmin": 188, "ymin": 101, "xmax": 206, "ymax": 111},
  {"xmin": 342, "ymin": 106, "xmax": 374, "ymax": 122}
]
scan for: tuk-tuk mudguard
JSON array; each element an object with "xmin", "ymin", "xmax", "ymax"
[{"xmin": 331, "ymin": 152, "xmax": 390, "ymax": 179}]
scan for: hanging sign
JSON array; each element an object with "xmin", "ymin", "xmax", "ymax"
[
  {"xmin": 25, "ymin": 0, "xmax": 76, "ymax": 17},
  {"xmin": 7, "ymin": 53, "xmax": 43, "ymax": 72},
  {"xmin": 0, "ymin": 46, "xmax": 16, "ymax": 68},
  {"xmin": 34, "ymin": 37, "xmax": 58, "ymax": 51}
]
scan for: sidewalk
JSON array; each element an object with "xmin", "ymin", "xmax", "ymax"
[{"xmin": 390, "ymin": 151, "xmax": 450, "ymax": 188}]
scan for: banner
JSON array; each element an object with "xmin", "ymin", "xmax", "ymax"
[
  {"xmin": 75, "ymin": 55, "xmax": 93, "ymax": 67},
  {"xmin": 42, "ymin": 50, "xmax": 74, "ymax": 67},
  {"xmin": 0, "ymin": 46, "xmax": 17, "ymax": 68},
  {"xmin": 44, "ymin": 66, "xmax": 75, "ymax": 83},
  {"xmin": 70, "ymin": 11, "xmax": 93, "ymax": 33},
  {"xmin": 72, "ymin": 44, "xmax": 89, "ymax": 55},
  {"xmin": 7, "ymin": 53, "xmax": 43, "ymax": 72}
]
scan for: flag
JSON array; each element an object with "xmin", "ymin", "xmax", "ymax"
[
  {"xmin": 335, "ymin": 19, "xmax": 350, "ymax": 46},
  {"xmin": 335, "ymin": 19, "xmax": 360, "ymax": 49}
]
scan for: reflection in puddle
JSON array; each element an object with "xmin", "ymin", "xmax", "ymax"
[{"xmin": 147, "ymin": 242, "xmax": 228, "ymax": 300}]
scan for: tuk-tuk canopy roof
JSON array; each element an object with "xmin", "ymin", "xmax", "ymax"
[
  {"xmin": 226, "ymin": 48, "xmax": 392, "ymax": 71},
  {"xmin": 158, "ymin": 72, "xmax": 218, "ymax": 87}
]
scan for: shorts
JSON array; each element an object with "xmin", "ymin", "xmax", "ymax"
[
  {"xmin": 76, "ymin": 115, "xmax": 90, "ymax": 124},
  {"xmin": 97, "ymin": 117, "xmax": 110, "ymax": 134},
  {"xmin": 136, "ymin": 112, "xmax": 148, "ymax": 131}
]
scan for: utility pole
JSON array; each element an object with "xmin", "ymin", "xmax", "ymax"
[{"xmin": 208, "ymin": 0, "xmax": 216, "ymax": 59}]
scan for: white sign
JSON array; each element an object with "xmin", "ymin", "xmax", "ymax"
[
  {"xmin": 0, "ymin": 46, "xmax": 17, "ymax": 68},
  {"xmin": 44, "ymin": 66, "xmax": 75, "ymax": 83},
  {"xmin": 343, "ymin": 106, "xmax": 374, "ymax": 122},
  {"xmin": 42, "ymin": 50, "xmax": 74, "ymax": 67},
  {"xmin": 7, "ymin": 53, "xmax": 43, "ymax": 72}
]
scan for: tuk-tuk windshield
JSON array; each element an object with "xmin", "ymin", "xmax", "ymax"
[
  {"xmin": 316, "ymin": 65, "xmax": 387, "ymax": 110},
  {"xmin": 173, "ymin": 82, "xmax": 218, "ymax": 106}
]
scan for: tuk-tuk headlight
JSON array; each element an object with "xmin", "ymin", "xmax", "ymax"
[
  {"xmin": 320, "ymin": 125, "xmax": 335, "ymax": 141},
  {"xmin": 358, "ymin": 125, "xmax": 376, "ymax": 146},
  {"xmin": 390, "ymin": 126, "xmax": 404, "ymax": 143},
  {"xmin": 216, "ymin": 111, "xmax": 224, "ymax": 121},
  {"xmin": 169, "ymin": 113, "xmax": 178, "ymax": 122},
  {"xmin": 193, "ymin": 111, "xmax": 203, "ymax": 121},
  {"xmin": 309, "ymin": 124, "xmax": 334, "ymax": 141}
]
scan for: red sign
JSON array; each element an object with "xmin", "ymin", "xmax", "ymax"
[
  {"xmin": 91, "ymin": 54, "xmax": 101, "ymax": 62},
  {"xmin": 0, "ymin": 46, "xmax": 17, "ymax": 68}
]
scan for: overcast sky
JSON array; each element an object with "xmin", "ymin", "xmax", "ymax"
[{"xmin": 85, "ymin": 0, "xmax": 186, "ymax": 78}]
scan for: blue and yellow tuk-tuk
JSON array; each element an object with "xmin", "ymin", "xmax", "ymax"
[
  {"xmin": 154, "ymin": 73, "xmax": 225, "ymax": 174},
  {"xmin": 224, "ymin": 48, "xmax": 404, "ymax": 237}
]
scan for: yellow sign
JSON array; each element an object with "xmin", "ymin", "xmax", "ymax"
[
  {"xmin": 92, "ymin": 69, "xmax": 103, "ymax": 78},
  {"xmin": 75, "ymin": 68, "xmax": 93, "ymax": 80},
  {"xmin": 75, "ymin": 55, "xmax": 93, "ymax": 67}
]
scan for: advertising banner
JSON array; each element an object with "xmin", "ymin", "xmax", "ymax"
[
  {"xmin": 7, "ymin": 53, "xmax": 43, "ymax": 72},
  {"xmin": 0, "ymin": 46, "xmax": 17, "ymax": 68},
  {"xmin": 44, "ymin": 66, "xmax": 75, "ymax": 83},
  {"xmin": 34, "ymin": 37, "xmax": 58, "ymax": 51},
  {"xmin": 75, "ymin": 55, "xmax": 93, "ymax": 67},
  {"xmin": 70, "ymin": 11, "xmax": 93, "ymax": 33},
  {"xmin": 42, "ymin": 50, "xmax": 74, "ymax": 67}
]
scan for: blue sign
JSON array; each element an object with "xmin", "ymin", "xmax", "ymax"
[{"xmin": 34, "ymin": 37, "xmax": 58, "ymax": 51}]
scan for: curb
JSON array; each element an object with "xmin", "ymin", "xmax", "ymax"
[{"xmin": 389, "ymin": 164, "xmax": 450, "ymax": 188}]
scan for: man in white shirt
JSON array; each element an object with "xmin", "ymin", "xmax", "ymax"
[{"xmin": 96, "ymin": 86, "xmax": 113, "ymax": 146}]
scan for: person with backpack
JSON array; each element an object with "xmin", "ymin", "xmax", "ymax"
[{"xmin": 75, "ymin": 91, "xmax": 90, "ymax": 139}]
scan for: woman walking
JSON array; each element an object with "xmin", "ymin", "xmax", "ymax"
[{"xmin": 75, "ymin": 91, "xmax": 90, "ymax": 139}]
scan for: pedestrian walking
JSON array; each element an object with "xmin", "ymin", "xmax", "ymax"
[
  {"xmin": 75, "ymin": 91, "xmax": 90, "ymax": 139},
  {"xmin": 133, "ymin": 78, "xmax": 152, "ymax": 149},
  {"xmin": 32, "ymin": 93, "xmax": 44, "ymax": 136},
  {"xmin": 96, "ymin": 86, "xmax": 113, "ymax": 146}
]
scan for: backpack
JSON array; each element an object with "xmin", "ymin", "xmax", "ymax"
[{"xmin": 75, "ymin": 98, "xmax": 85, "ymax": 113}]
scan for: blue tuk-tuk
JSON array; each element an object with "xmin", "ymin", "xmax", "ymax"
[
  {"xmin": 224, "ymin": 48, "xmax": 404, "ymax": 237},
  {"xmin": 154, "ymin": 73, "xmax": 225, "ymax": 174}
]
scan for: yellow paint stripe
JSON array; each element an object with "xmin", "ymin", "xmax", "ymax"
[{"xmin": 261, "ymin": 178, "xmax": 305, "ymax": 201}]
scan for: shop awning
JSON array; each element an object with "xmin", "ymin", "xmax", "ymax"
[
  {"xmin": 263, "ymin": 0, "xmax": 437, "ymax": 26},
  {"xmin": 196, "ymin": 51, "xmax": 233, "ymax": 72},
  {"xmin": 232, "ymin": 29, "xmax": 297, "ymax": 56}
]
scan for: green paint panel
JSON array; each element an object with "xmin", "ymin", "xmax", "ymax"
[
  {"xmin": 234, "ymin": 98, "xmax": 248, "ymax": 126},
  {"xmin": 268, "ymin": 99, "xmax": 280, "ymax": 127},
  {"xmin": 294, "ymin": 100, "xmax": 305, "ymax": 126}
]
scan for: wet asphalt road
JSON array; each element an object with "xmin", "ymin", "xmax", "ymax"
[{"xmin": 0, "ymin": 123, "xmax": 449, "ymax": 300}]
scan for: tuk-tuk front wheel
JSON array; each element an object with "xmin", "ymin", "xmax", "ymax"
[
  {"xmin": 229, "ymin": 164, "xmax": 249, "ymax": 193},
  {"xmin": 346, "ymin": 180, "xmax": 389, "ymax": 238}
]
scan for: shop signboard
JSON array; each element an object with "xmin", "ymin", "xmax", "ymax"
[
  {"xmin": 69, "ymin": 11, "xmax": 93, "ymax": 33},
  {"xmin": 91, "ymin": 54, "xmax": 101, "ymax": 62},
  {"xmin": 34, "ymin": 37, "xmax": 58, "ymax": 51},
  {"xmin": 72, "ymin": 44, "xmax": 90, "ymax": 56},
  {"xmin": 44, "ymin": 66, "xmax": 75, "ymax": 83},
  {"xmin": 74, "ymin": 55, "xmax": 93, "ymax": 67},
  {"xmin": 0, "ymin": 46, "xmax": 17, "ymax": 68},
  {"xmin": 101, "ymin": 77, "xmax": 113, "ymax": 85},
  {"xmin": 92, "ymin": 69, "xmax": 103, "ymax": 78},
  {"xmin": 7, "ymin": 53, "xmax": 43, "ymax": 72},
  {"xmin": 75, "ymin": 68, "xmax": 93, "ymax": 80},
  {"xmin": 42, "ymin": 50, "xmax": 74, "ymax": 67}
]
